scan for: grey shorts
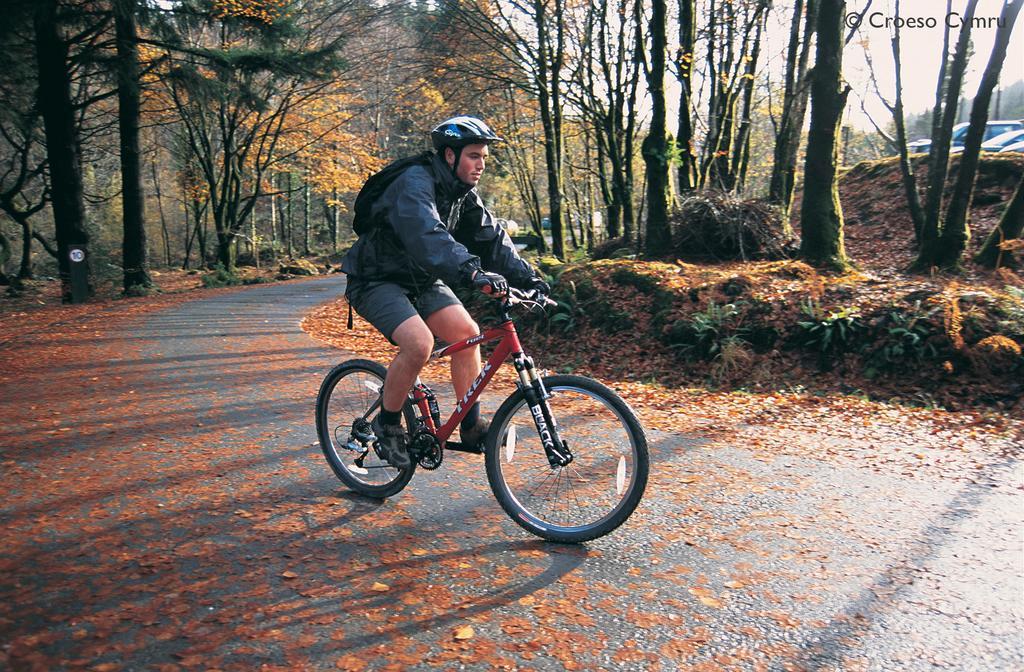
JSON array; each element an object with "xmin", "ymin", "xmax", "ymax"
[{"xmin": 346, "ymin": 279, "xmax": 462, "ymax": 343}]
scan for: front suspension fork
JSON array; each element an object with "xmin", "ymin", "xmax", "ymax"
[{"xmin": 514, "ymin": 355, "xmax": 572, "ymax": 467}]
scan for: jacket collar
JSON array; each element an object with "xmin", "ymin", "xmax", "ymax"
[{"xmin": 431, "ymin": 152, "xmax": 474, "ymax": 201}]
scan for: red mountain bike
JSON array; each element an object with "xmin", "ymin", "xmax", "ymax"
[{"xmin": 315, "ymin": 288, "xmax": 648, "ymax": 542}]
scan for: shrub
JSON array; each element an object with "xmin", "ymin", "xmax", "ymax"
[
  {"xmin": 545, "ymin": 278, "xmax": 587, "ymax": 335},
  {"xmin": 863, "ymin": 302, "xmax": 941, "ymax": 378},
  {"xmin": 794, "ymin": 302, "xmax": 866, "ymax": 370},
  {"xmin": 710, "ymin": 335, "xmax": 755, "ymax": 384},
  {"xmin": 666, "ymin": 301, "xmax": 748, "ymax": 361},
  {"xmin": 671, "ymin": 191, "xmax": 792, "ymax": 262},
  {"xmin": 201, "ymin": 263, "xmax": 241, "ymax": 288}
]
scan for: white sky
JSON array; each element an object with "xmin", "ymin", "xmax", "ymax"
[{"xmin": 842, "ymin": 0, "xmax": 1024, "ymax": 129}]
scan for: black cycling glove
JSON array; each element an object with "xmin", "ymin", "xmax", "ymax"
[
  {"xmin": 473, "ymin": 270, "xmax": 509, "ymax": 296},
  {"xmin": 529, "ymin": 277, "xmax": 552, "ymax": 296}
]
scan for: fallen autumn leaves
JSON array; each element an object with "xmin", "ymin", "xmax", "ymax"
[{"xmin": 1, "ymin": 272, "xmax": 1021, "ymax": 670}]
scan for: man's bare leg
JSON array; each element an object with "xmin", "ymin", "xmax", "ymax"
[
  {"xmin": 382, "ymin": 315, "xmax": 434, "ymax": 414},
  {"xmin": 425, "ymin": 304, "xmax": 481, "ymax": 401}
]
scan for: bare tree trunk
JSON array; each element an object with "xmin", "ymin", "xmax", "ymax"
[
  {"xmin": 914, "ymin": 0, "xmax": 980, "ymax": 270},
  {"xmin": 798, "ymin": 0, "xmax": 850, "ymax": 270},
  {"xmin": 889, "ymin": 0, "xmax": 926, "ymax": 243},
  {"xmin": 270, "ymin": 179, "xmax": 278, "ymax": 261},
  {"xmin": 150, "ymin": 158, "xmax": 171, "ymax": 266},
  {"xmin": 115, "ymin": 0, "xmax": 151, "ymax": 292},
  {"xmin": 17, "ymin": 219, "xmax": 33, "ymax": 279},
  {"xmin": 642, "ymin": 0, "xmax": 672, "ymax": 256},
  {"xmin": 303, "ymin": 179, "xmax": 311, "ymax": 256},
  {"xmin": 535, "ymin": 0, "xmax": 567, "ymax": 259},
  {"xmin": 34, "ymin": 0, "xmax": 92, "ymax": 302},
  {"xmin": 768, "ymin": 0, "xmax": 818, "ymax": 234},
  {"xmin": 331, "ymin": 187, "xmax": 339, "ymax": 254},
  {"xmin": 0, "ymin": 229, "xmax": 11, "ymax": 286},
  {"xmin": 676, "ymin": 0, "xmax": 697, "ymax": 193},
  {"xmin": 938, "ymin": 0, "xmax": 1024, "ymax": 269},
  {"xmin": 285, "ymin": 172, "xmax": 293, "ymax": 258},
  {"xmin": 731, "ymin": 7, "xmax": 766, "ymax": 193},
  {"xmin": 928, "ymin": 0, "xmax": 955, "ymax": 157},
  {"xmin": 976, "ymin": 175, "xmax": 1024, "ymax": 267}
]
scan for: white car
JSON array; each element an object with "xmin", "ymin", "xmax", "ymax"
[
  {"xmin": 998, "ymin": 139, "xmax": 1024, "ymax": 153},
  {"xmin": 982, "ymin": 128, "xmax": 1024, "ymax": 152}
]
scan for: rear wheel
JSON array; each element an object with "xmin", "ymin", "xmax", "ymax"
[
  {"xmin": 315, "ymin": 359, "xmax": 416, "ymax": 498},
  {"xmin": 485, "ymin": 375, "xmax": 648, "ymax": 543}
]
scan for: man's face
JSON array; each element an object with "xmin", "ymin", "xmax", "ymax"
[{"xmin": 447, "ymin": 143, "xmax": 489, "ymax": 186}]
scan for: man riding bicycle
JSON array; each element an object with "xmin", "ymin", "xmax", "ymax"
[{"xmin": 341, "ymin": 115, "xmax": 549, "ymax": 470}]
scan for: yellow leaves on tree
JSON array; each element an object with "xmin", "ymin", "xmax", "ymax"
[
  {"xmin": 212, "ymin": 0, "xmax": 291, "ymax": 26},
  {"xmin": 271, "ymin": 91, "xmax": 385, "ymax": 205}
]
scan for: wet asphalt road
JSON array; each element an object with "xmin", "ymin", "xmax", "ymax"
[{"xmin": 1, "ymin": 276, "xmax": 1021, "ymax": 671}]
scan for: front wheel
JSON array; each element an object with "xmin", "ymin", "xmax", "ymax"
[
  {"xmin": 315, "ymin": 359, "xmax": 416, "ymax": 498},
  {"xmin": 485, "ymin": 375, "xmax": 649, "ymax": 543}
]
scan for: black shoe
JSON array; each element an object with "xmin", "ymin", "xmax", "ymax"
[
  {"xmin": 460, "ymin": 418, "xmax": 491, "ymax": 448},
  {"xmin": 371, "ymin": 415, "xmax": 410, "ymax": 470}
]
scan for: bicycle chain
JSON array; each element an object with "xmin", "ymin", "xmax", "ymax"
[{"xmin": 411, "ymin": 431, "xmax": 443, "ymax": 470}]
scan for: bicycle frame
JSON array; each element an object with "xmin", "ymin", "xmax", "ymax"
[
  {"xmin": 410, "ymin": 320, "xmax": 523, "ymax": 446},
  {"xmin": 408, "ymin": 304, "xmax": 573, "ymax": 467}
]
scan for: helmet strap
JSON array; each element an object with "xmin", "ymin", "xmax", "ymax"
[{"xmin": 452, "ymin": 146, "xmax": 464, "ymax": 178}]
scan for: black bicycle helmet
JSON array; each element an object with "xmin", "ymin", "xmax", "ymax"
[{"xmin": 431, "ymin": 116, "xmax": 503, "ymax": 151}]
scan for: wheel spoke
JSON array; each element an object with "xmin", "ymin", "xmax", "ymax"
[
  {"xmin": 316, "ymin": 361, "xmax": 415, "ymax": 497},
  {"xmin": 487, "ymin": 377, "xmax": 648, "ymax": 542}
]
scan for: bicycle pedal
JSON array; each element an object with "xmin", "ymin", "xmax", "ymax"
[
  {"xmin": 344, "ymin": 439, "xmax": 367, "ymax": 453},
  {"xmin": 352, "ymin": 429, "xmax": 376, "ymax": 443}
]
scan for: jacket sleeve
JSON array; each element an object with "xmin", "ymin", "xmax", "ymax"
[
  {"xmin": 458, "ymin": 191, "xmax": 537, "ymax": 288},
  {"xmin": 381, "ymin": 167, "xmax": 482, "ymax": 287}
]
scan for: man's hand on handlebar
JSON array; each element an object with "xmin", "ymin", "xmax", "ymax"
[
  {"xmin": 506, "ymin": 286, "xmax": 557, "ymax": 309},
  {"xmin": 473, "ymin": 270, "xmax": 509, "ymax": 297},
  {"xmin": 529, "ymin": 277, "xmax": 551, "ymax": 296}
]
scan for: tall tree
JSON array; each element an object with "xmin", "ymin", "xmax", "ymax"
[
  {"xmin": 114, "ymin": 0, "xmax": 151, "ymax": 292},
  {"xmin": 768, "ymin": 0, "xmax": 818, "ymax": 232},
  {"xmin": 498, "ymin": 88, "xmax": 547, "ymax": 249},
  {"xmin": 675, "ymin": 0, "xmax": 697, "ymax": 193},
  {"xmin": 730, "ymin": 6, "xmax": 767, "ymax": 193},
  {"xmin": 33, "ymin": 0, "xmax": 95, "ymax": 301},
  {"xmin": 699, "ymin": 0, "xmax": 770, "ymax": 192},
  {"xmin": 534, "ymin": 0, "xmax": 568, "ymax": 259},
  {"xmin": 798, "ymin": 0, "xmax": 849, "ymax": 269},
  {"xmin": 435, "ymin": 0, "xmax": 570, "ymax": 258},
  {"xmin": 936, "ymin": 0, "xmax": 1024, "ymax": 269},
  {"xmin": 641, "ymin": 0, "xmax": 671, "ymax": 255},
  {"xmin": 913, "ymin": 0, "xmax": 980, "ymax": 270},
  {"xmin": 885, "ymin": 0, "xmax": 926, "ymax": 242}
]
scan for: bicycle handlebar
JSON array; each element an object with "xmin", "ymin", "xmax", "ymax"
[{"xmin": 502, "ymin": 287, "xmax": 558, "ymax": 311}]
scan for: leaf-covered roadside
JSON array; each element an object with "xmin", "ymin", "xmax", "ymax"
[
  {"xmin": 302, "ymin": 288, "xmax": 1023, "ymax": 484},
  {"xmin": 500, "ymin": 259, "xmax": 1021, "ymax": 413}
]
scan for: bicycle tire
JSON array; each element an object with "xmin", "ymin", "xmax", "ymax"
[
  {"xmin": 485, "ymin": 374, "xmax": 648, "ymax": 543},
  {"xmin": 315, "ymin": 359, "xmax": 416, "ymax": 498}
]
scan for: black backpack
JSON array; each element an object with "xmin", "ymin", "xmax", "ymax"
[{"xmin": 351, "ymin": 151, "xmax": 434, "ymax": 235}]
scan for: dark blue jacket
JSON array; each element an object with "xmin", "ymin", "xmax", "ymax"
[{"xmin": 341, "ymin": 153, "xmax": 535, "ymax": 290}]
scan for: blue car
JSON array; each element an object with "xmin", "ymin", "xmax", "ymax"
[
  {"xmin": 981, "ymin": 128, "xmax": 1024, "ymax": 152},
  {"xmin": 907, "ymin": 120, "xmax": 1024, "ymax": 153}
]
